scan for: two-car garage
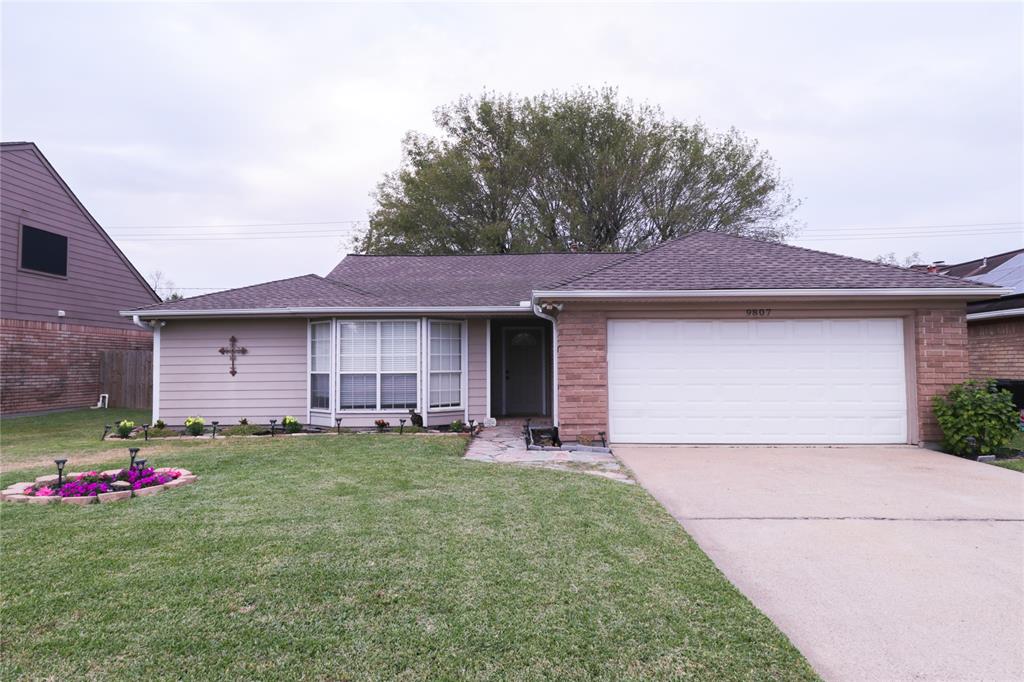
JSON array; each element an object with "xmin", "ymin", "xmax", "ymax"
[{"xmin": 607, "ymin": 318, "xmax": 909, "ymax": 444}]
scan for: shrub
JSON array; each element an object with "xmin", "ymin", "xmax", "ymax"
[
  {"xmin": 374, "ymin": 419, "xmax": 390, "ymax": 432},
  {"xmin": 282, "ymin": 416, "xmax": 302, "ymax": 434},
  {"xmin": 450, "ymin": 419, "xmax": 465, "ymax": 433},
  {"xmin": 933, "ymin": 379, "xmax": 1018, "ymax": 456},
  {"xmin": 155, "ymin": 419, "xmax": 166, "ymax": 429},
  {"xmin": 116, "ymin": 420, "xmax": 135, "ymax": 438},
  {"xmin": 239, "ymin": 417, "xmax": 249, "ymax": 426},
  {"xmin": 184, "ymin": 416, "xmax": 205, "ymax": 437}
]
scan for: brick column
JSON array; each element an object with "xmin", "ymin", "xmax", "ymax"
[
  {"xmin": 915, "ymin": 306, "xmax": 969, "ymax": 442},
  {"xmin": 556, "ymin": 308, "xmax": 608, "ymax": 442}
]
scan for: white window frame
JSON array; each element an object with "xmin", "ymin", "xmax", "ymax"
[
  {"xmin": 308, "ymin": 320, "xmax": 332, "ymax": 418},
  {"xmin": 336, "ymin": 319, "xmax": 420, "ymax": 413},
  {"xmin": 427, "ymin": 319, "xmax": 466, "ymax": 411}
]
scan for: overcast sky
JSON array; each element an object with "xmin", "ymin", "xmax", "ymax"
[{"xmin": 3, "ymin": 2, "xmax": 1022, "ymax": 297}]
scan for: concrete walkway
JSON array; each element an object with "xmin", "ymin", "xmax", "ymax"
[
  {"xmin": 465, "ymin": 425, "xmax": 633, "ymax": 483},
  {"xmin": 616, "ymin": 444, "xmax": 1024, "ymax": 682}
]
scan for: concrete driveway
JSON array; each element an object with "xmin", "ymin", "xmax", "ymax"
[{"xmin": 615, "ymin": 445, "xmax": 1024, "ymax": 682}]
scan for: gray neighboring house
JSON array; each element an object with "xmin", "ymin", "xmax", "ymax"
[
  {"xmin": 125, "ymin": 232, "xmax": 1006, "ymax": 445},
  {"xmin": 1, "ymin": 142, "xmax": 161, "ymax": 414}
]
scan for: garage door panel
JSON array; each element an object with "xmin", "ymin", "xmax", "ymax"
[{"xmin": 608, "ymin": 318, "xmax": 908, "ymax": 444}]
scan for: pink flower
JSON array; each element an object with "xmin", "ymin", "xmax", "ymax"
[{"xmin": 34, "ymin": 487, "xmax": 56, "ymax": 497}]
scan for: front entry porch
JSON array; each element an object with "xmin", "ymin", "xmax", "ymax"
[{"xmin": 489, "ymin": 318, "xmax": 553, "ymax": 419}]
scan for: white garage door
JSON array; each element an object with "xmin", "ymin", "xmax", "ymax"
[{"xmin": 607, "ymin": 318, "xmax": 908, "ymax": 444}]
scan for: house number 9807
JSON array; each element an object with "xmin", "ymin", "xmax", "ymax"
[{"xmin": 745, "ymin": 308, "xmax": 772, "ymax": 317}]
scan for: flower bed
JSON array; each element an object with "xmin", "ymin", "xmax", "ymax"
[{"xmin": 2, "ymin": 467, "xmax": 197, "ymax": 505}]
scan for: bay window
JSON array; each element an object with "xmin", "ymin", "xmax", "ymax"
[
  {"xmin": 338, "ymin": 320, "xmax": 418, "ymax": 410},
  {"xmin": 429, "ymin": 321, "xmax": 462, "ymax": 408},
  {"xmin": 309, "ymin": 322, "xmax": 331, "ymax": 410}
]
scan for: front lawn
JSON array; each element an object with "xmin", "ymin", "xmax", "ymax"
[
  {"xmin": 0, "ymin": 426, "xmax": 815, "ymax": 679},
  {"xmin": 0, "ymin": 408, "xmax": 154, "ymax": 471}
]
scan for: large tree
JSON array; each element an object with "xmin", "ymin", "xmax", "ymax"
[{"xmin": 358, "ymin": 88, "xmax": 799, "ymax": 255}]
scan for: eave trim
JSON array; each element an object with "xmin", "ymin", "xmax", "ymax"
[
  {"xmin": 532, "ymin": 287, "xmax": 1012, "ymax": 301},
  {"xmin": 121, "ymin": 305, "xmax": 531, "ymax": 319}
]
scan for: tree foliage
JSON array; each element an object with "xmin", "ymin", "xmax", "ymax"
[{"xmin": 358, "ymin": 88, "xmax": 800, "ymax": 254}]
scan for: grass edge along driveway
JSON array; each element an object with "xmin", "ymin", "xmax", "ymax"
[{"xmin": 1, "ymin": 426, "xmax": 817, "ymax": 681}]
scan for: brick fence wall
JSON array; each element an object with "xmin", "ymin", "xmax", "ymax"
[
  {"xmin": 0, "ymin": 318, "xmax": 152, "ymax": 414},
  {"xmin": 967, "ymin": 318, "xmax": 1024, "ymax": 381},
  {"xmin": 556, "ymin": 305, "xmax": 970, "ymax": 444}
]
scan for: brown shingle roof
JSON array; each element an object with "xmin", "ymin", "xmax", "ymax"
[
  {"xmin": 325, "ymin": 252, "xmax": 625, "ymax": 306},
  {"xmin": 129, "ymin": 232, "xmax": 997, "ymax": 315},
  {"xmin": 130, "ymin": 275, "xmax": 375, "ymax": 312},
  {"xmin": 548, "ymin": 232, "xmax": 991, "ymax": 291}
]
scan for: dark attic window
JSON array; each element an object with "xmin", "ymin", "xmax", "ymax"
[{"xmin": 20, "ymin": 225, "xmax": 68, "ymax": 277}]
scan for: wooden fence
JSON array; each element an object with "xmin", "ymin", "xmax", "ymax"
[{"xmin": 99, "ymin": 350, "xmax": 153, "ymax": 409}]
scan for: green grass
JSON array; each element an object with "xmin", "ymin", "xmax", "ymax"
[
  {"xmin": 0, "ymin": 416, "xmax": 815, "ymax": 680},
  {"xmin": 0, "ymin": 408, "xmax": 153, "ymax": 469},
  {"xmin": 992, "ymin": 458, "xmax": 1024, "ymax": 472}
]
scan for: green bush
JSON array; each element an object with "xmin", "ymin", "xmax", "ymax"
[
  {"xmin": 282, "ymin": 416, "xmax": 302, "ymax": 434},
  {"xmin": 116, "ymin": 420, "xmax": 135, "ymax": 438},
  {"xmin": 184, "ymin": 416, "xmax": 205, "ymax": 437},
  {"xmin": 154, "ymin": 419, "xmax": 166, "ymax": 429},
  {"xmin": 933, "ymin": 380, "xmax": 1018, "ymax": 456},
  {"xmin": 450, "ymin": 419, "xmax": 465, "ymax": 433}
]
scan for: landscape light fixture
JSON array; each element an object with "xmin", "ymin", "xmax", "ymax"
[
  {"xmin": 54, "ymin": 459, "xmax": 67, "ymax": 487},
  {"xmin": 399, "ymin": 418, "xmax": 406, "ymax": 434},
  {"xmin": 598, "ymin": 431, "xmax": 607, "ymax": 448},
  {"xmin": 269, "ymin": 419, "xmax": 277, "ymax": 437},
  {"xmin": 211, "ymin": 421, "xmax": 219, "ymax": 439},
  {"xmin": 142, "ymin": 424, "xmax": 150, "ymax": 441},
  {"xmin": 102, "ymin": 424, "xmax": 111, "ymax": 441},
  {"xmin": 129, "ymin": 447, "xmax": 140, "ymax": 470},
  {"xmin": 135, "ymin": 459, "xmax": 147, "ymax": 471},
  {"xmin": 335, "ymin": 417, "xmax": 342, "ymax": 435}
]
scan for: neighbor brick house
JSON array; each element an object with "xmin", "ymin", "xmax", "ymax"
[
  {"xmin": 0, "ymin": 142, "xmax": 160, "ymax": 414},
  {"xmin": 929, "ymin": 249, "xmax": 1023, "ymax": 405},
  {"xmin": 125, "ymin": 232, "xmax": 1007, "ymax": 444}
]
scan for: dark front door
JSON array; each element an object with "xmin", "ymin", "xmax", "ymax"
[{"xmin": 503, "ymin": 326, "xmax": 545, "ymax": 415}]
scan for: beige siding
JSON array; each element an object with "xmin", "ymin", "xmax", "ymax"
[
  {"xmin": 159, "ymin": 318, "xmax": 306, "ymax": 425},
  {"xmin": 467, "ymin": 318, "xmax": 488, "ymax": 421},
  {"xmin": 159, "ymin": 316, "xmax": 495, "ymax": 427}
]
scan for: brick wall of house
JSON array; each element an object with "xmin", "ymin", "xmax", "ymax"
[
  {"xmin": 556, "ymin": 309, "xmax": 609, "ymax": 443},
  {"xmin": 0, "ymin": 318, "xmax": 152, "ymax": 414},
  {"xmin": 555, "ymin": 304, "xmax": 970, "ymax": 444},
  {"xmin": 967, "ymin": 318, "xmax": 1024, "ymax": 380},
  {"xmin": 914, "ymin": 306, "xmax": 970, "ymax": 442}
]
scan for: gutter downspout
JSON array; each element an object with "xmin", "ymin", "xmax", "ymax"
[
  {"xmin": 132, "ymin": 315, "xmax": 164, "ymax": 423},
  {"xmin": 531, "ymin": 301, "xmax": 561, "ymax": 427}
]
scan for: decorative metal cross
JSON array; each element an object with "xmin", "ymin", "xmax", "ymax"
[{"xmin": 218, "ymin": 336, "xmax": 248, "ymax": 376}]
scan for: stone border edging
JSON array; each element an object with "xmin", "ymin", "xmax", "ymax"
[{"xmin": 1, "ymin": 468, "xmax": 198, "ymax": 506}]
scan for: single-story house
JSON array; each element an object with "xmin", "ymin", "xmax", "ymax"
[
  {"xmin": 929, "ymin": 249, "xmax": 1023, "ymax": 395},
  {"xmin": 125, "ymin": 232, "xmax": 1008, "ymax": 445}
]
